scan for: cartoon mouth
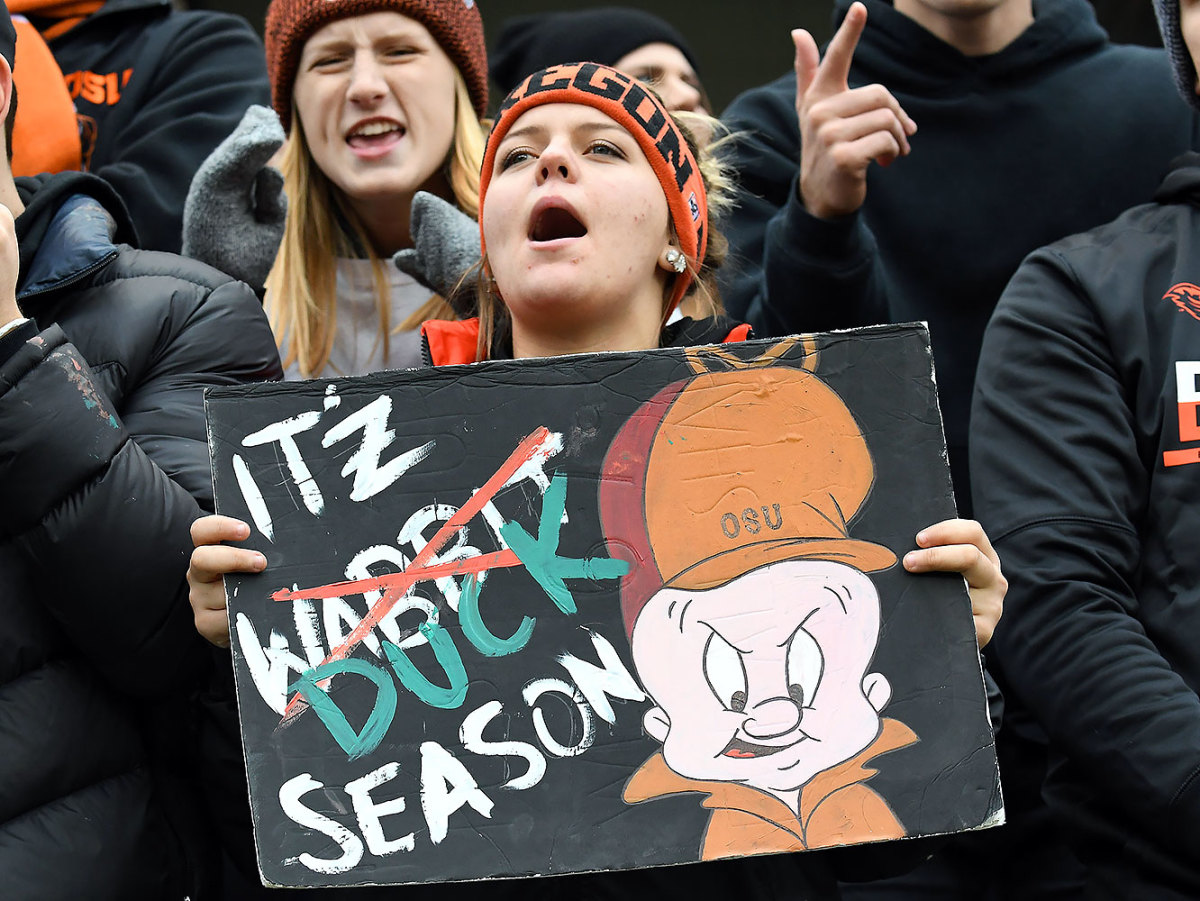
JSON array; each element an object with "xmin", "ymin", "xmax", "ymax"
[
  {"xmin": 529, "ymin": 206, "xmax": 587, "ymax": 242},
  {"xmin": 720, "ymin": 735, "xmax": 804, "ymax": 759}
]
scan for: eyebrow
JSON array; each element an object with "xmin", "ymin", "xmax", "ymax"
[
  {"xmin": 499, "ymin": 120, "xmax": 631, "ymax": 145},
  {"xmin": 776, "ymin": 608, "xmax": 820, "ymax": 648},
  {"xmin": 671, "ymin": 598, "xmax": 693, "ymax": 634},
  {"xmin": 302, "ymin": 28, "xmax": 425, "ymax": 57},
  {"xmin": 698, "ymin": 620, "xmax": 752, "ymax": 655},
  {"xmin": 824, "ymin": 584, "xmax": 849, "ymax": 615}
]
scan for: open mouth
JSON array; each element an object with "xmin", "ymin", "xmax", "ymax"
[
  {"xmin": 720, "ymin": 735, "xmax": 804, "ymax": 759},
  {"xmin": 346, "ymin": 119, "xmax": 405, "ymax": 149},
  {"xmin": 529, "ymin": 206, "xmax": 587, "ymax": 243}
]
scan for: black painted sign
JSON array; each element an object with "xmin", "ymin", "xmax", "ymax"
[{"xmin": 205, "ymin": 325, "xmax": 1002, "ymax": 888}]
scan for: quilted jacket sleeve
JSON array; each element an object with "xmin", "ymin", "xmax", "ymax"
[{"xmin": 0, "ymin": 276, "xmax": 281, "ymax": 697}]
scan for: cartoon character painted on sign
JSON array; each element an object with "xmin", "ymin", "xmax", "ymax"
[{"xmin": 599, "ymin": 347, "xmax": 917, "ymax": 862}]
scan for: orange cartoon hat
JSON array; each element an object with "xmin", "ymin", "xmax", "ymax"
[{"xmin": 600, "ymin": 364, "xmax": 896, "ymax": 638}]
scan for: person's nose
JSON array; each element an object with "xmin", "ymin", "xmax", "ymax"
[
  {"xmin": 535, "ymin": 141, "xmax": 576, "ymax": 185},
  {"xmin": 663, "ymin": 77, "xmax": 704, "ymax": 115},
  {"xmin": 346, "ymin": 53, "xmax": 387, "ymax": 107},
  {"xmin": 741, "ymin": 696, "xmax": 802, "ymax": 741}
]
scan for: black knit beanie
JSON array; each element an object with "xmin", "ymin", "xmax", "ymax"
[
  {"xmin": 1154, "ymin": 0, "xmax": 1200, "ymax": 110},
  {"xmin": 490, "ymin": 6, "xmax": 699, "ymax": 95}
]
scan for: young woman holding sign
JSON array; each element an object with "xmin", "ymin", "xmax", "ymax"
[{"xmin": 187, "ymin": 62, "xmax": 1006, "ymax": 898}]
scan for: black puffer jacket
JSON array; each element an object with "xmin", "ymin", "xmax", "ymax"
[{"xmin": 0, "ymin": 172, "xmax": 282, "ymax": 900}]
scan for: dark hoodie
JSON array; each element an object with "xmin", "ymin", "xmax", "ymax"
[
  {"xmin": 720, "ymin": 0, "xmax": 1200, "ymax": 515},
  {"xmin": 34, "ymin": 0, "xmax": 269, "ymax": 254},
  {"xmin": 972, "ymin": 152, "xmax": 1200, "ymax": 897}
]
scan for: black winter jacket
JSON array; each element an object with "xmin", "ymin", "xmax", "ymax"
[
  {"xmin": 41, "ymin": 0, "xmax": 270, "ymax": 253},
  {"xmin": 720, "ymin": 0, "xmax": 1200, "ymax": 513},
  {"xmin": 0, "ymin": 172, "xmax": 282, "ymax": 900},
  {"xmin": 971, "ymin": 154, "xmax": 1200, "ymax": 898}
]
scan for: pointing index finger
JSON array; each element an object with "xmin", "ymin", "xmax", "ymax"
[{"xmin": 810, "ymin": 1, "xmax": 867, "ymax": 99}]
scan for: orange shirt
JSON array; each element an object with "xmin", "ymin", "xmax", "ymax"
[{"xmin": 623, "ymin": 717, "xmax": 918, "ymax": 861}]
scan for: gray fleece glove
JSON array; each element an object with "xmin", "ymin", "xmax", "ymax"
[
  {"xmin": 393, "ymin": 191, "xmax": 481, "ymax": 316},
  {"xmin": 182, "ymin": 105, "xmax": 287, "ymax": 294}
]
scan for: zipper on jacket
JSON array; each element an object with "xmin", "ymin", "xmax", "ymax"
[{"xmin": 420, "ymin": 330, "xmax": 433, "ymax": 368}]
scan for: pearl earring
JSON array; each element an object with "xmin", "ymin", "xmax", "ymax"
[{"xmin": 665, "ymin": 248, "xmax": 687, "ymax": 273}]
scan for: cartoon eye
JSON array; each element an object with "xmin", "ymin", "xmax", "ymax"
[
  {"xmin": 703, "ymin": 631, "xmax": 747, "ymax": 713},
  {"xmin": 785, "ymin": 627, "xmax": 823, "ymax": 709}
]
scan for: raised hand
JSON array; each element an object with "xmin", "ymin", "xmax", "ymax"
[
  {"xmin": 793, "ymin": 2, "xmax": 917, "ymax": 219},
  {"xmin": 182, "ymin": 105, "xmax": 288, "ymax": 293},
  {"xmin": 392, "ymin": 191, "xmax": 481, "ymax": 317}
]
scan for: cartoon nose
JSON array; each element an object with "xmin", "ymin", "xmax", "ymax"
[{"xmin": 741, "ymin": 696, "xmax": 802, "ymax": 740}]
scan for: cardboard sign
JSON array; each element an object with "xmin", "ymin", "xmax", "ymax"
[{"xmin": 205, "ymin": 325, "xmax": 1002, "ymax": 888}]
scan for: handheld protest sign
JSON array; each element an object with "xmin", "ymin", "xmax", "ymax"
[{"xmin": 204, "ymin": 324, "xmax": 1002, "ymax": 888}]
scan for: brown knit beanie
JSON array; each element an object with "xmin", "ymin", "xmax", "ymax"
[{"xmin": 265, "ymin": 0, "xmax": 488, "ymax": 132}]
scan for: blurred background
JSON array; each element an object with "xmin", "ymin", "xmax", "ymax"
[{"xmin": 185, "ymin": 1, "xmax": 1162, "ymax": 114}]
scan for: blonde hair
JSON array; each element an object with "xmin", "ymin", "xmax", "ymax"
[
  {"xmin": 474, "ymin": 109, "xmax": 735, "ymax": 360},
  {"xmin": 266, "ymin": 72, "xmax": 485, "ymax": 378}
]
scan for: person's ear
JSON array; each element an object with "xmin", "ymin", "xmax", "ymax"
[
  {"xmin": 0, "ymin": 55, "xmax": 12, "ymax": 127},
  {"xmin": 863, "ymin": 672, "xmax": 891, "ymax": 712},
  {"xmin": 642, "ymin": 705, "xmax": 671, "ymax": 742},
  {"xmin": 659, "ymin": 246, "xmax": 688, "ymax": 275}
]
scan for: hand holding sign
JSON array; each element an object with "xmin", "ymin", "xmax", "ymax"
[
  {"xmin": 793, "ymin": 2, "xmax": 917, "ymax": 220},
  {"xmin": 188, "ymin": 513, "xmax": 266, "ymax": 648},
  {"xmin": 903, "ymin": 518, "xmax": 1006, "ymax": 649}
]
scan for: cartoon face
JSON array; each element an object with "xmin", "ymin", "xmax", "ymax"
[{"xmin": 631, "ymin": 560, "xmax": 890, "ymax": 797}]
